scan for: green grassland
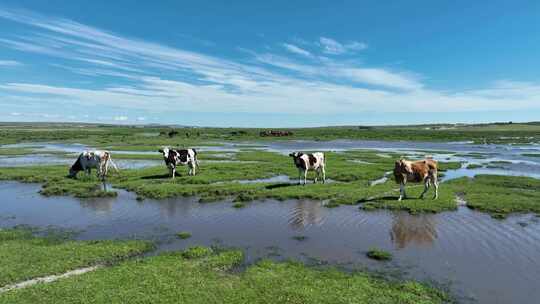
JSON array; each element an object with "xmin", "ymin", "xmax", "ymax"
[
  {"xmin": 0, "ymin": 244, "xmax": 449, "ymax": 304},
  {"xmin": 1, "ymin": 121, "xmax": 539, "ymax": 146},
  {"xmin": 0, "ymin": 228, "xmax": 153, "ymax": 287}
]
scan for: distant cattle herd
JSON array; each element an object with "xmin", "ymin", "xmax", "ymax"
[{"xmin": 69, "ymin": 147, "xmax": 439, "ymax": 201}]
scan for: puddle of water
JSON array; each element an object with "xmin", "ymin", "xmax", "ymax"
[
  {"xmin": 0, "ymin": 154, "xmax": 72, "ymax": 166},
  {"xmin": 1, "ymin": 182, "xmax": 539, "ymax": 303}
]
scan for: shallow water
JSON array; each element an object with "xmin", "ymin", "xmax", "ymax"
[
  {"xmin": 4, "ymin": 140, "xmax": 540, "ymax": 180},
  {"xmin": 1, "ymin": 182, "xmax": 539, "ymax": 304}
]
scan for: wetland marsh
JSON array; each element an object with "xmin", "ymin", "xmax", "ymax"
[{"xmin": 1, "ymin": 123, "xmax": 539, "ymax": 303}]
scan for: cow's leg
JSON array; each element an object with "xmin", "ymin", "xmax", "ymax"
[
  {"xmin": 420, "ymin": 178, "xmax": 430, "ymax": 199},
  {"xmin": 298, "ymin": 169, "xmax": 302, "ymax": 185},
  {"xmin": 433, "ymin": 178, "xmax": 439, "ymax": 200},
  {"xmin": 314, "ymin": 168, "xmax": 319, "ymax": 184},
  {"xmin": 303, "ymin": 170, "xmax": 308, "ymax": 186},
  {"xmin": 171, "ymin": 167, "xmax": 176, "ymax": 179},
  {"xmin": 322, "ymin": 165, "xmax": 326, "ymax": 184},
  {"xmin": 191, "ymin": 161, "xmax": 196, "ymax": 175},
  {"xmin": 398, "ymin": 182, "xmax": 406, "ymax": 201}
]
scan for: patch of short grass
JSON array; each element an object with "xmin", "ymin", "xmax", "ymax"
[
  {"xmin": 360, "ymin": 182, "xmax": 458, "ymax": 214},
  {"xmin": 0, "ymin": 227, "xmax": 153, "ymax": 287},
  {"xmin": 450, "ymin": 175, "xmax": 540, "ymax": 218},
  {"xmin": 466, "ymin": 163, "xmax": 482, "ymax": 169},
  {"xmin": 522, "ymin": 153, "xmax": 540, "ymax": 158},
  {"xmin": 366, "ymin": 248, "xmax": 393, "ymax": 261},
  {"xmin": 0, "ymin": 246, "xmax": 449, "ymax": 304}
]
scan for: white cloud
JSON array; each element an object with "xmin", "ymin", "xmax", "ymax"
[
  {"xmin": 0, "ymin": 60, "xmax": 22, "ymax": 66},
  {"xmin": 113, "ymin": 116, "xmax": 128, "ymax": 121},
  {"xmin": 319, "ymin": 37, "xmax": 368, "ymax": 55},
  {"xmin": 282, "ymin": 43, "xmax": 312, "ymax": 57}
]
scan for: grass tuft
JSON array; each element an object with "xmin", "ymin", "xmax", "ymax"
[
  {"xmin": 366, "ymin": 248, "xmax": 393, "ymax": 261},
  {"xmin": 176, "ymin": 231, "xmax": 192, "ymax": 239}
]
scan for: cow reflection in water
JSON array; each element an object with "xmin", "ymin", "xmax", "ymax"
[
  {"xmin": 288, "ymin": 200, "xmax": 323, "ymax": 229},
  {"xmin": 78, "ymin": 196, "xmax": 116, "ymax": 213},
  {"xmin": 390, "ymin": 212, "xmax": 437, "ymax": 249}
]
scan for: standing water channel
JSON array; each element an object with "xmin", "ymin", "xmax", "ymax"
[
  {"xmin": 1, "ymin": 140, "xmax": 540, "ymax": 303},
  {"xmin": 1, "ymin": 181, "xmax": 539, "ymax": 304}
]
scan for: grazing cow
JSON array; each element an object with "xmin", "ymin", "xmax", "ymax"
[
  {"xmin": 68, "ymin": 150, "xmax": 118, "ymax": 180},
  {"xmin": 158, "ymin": 147, "xmax": 199, "ymax": 178},
  {"xmin": 289, "ymin": 152, "xmax": 326, "ymax": 185},
  {"xmin": 394, "ymin": 158, "xmax": 439, "ymax": 201}
]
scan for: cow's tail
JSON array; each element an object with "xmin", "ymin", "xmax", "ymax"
[
  {"xmin": 106, "ymin": 152, "xmax": 120, "ymax": 174},
  {"xmin": 193, "ymin": 149, "xmax": 200, "ymax": 169}
]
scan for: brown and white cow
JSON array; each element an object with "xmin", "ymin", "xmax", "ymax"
[
  {"xmin": 68, "ymin": 150, "xmax": 118, "ymax": 180},
  {"xmin": 394, "ymin": 158, "xmax": 439, "ymax": 201},
  {"xmin": 289, "ymin": 152, "xmax": 326, "ymax": 185},
  {"xmin": 158, "ymin": 147, "xmax": 199, "ymax": 179}
]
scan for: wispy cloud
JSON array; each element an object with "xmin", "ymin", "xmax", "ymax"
[
  {"xmin": 282, "ymin": 43, "xmax": 312, "ymax": 57},
  {"xmin": 319, "ymin": 37, "xmax": 368, "ymax": 55},
  {"xmin": 0, "ymin": 60, "xmax": 22, "ymax": 66}
]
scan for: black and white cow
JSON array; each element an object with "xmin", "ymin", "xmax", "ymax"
[
  {"xmin": 68, "ymin": 150, "xmax": 118, "ymax": 180},
  {"xmin": 289, "ymin": 152, "xmax": 326, "ymax": 185},
  {"xmin": 158, "ymin": 147, "xmax": 199, "ymax": 179}
]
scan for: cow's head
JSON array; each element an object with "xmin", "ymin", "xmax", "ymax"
[
  {"xmin": 158, "ymin": 147, "xmax": 170, "ymax": 158},
  {"xmin": 68, "ymin": 156, "xmax": 83, "ymax": 178},
  {"xmin": 395, "ymin": 159, "xmax": 413, "ymax": 174},
  {"xmin": 289, "ymin": 152, "xmax": 301, "ymax": 159}
]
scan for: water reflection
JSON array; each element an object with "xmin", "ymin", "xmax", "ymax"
[
  {"xmin": 79, "ymin": 196, "xmax": 116, "ymax": 213},
  {"xmin": 288, "ymin": 200, "xmax": 324, "ymax": 230},
  {"xmin": 390, "ymin": 212, "xmax": 437, "ymax": 249}
]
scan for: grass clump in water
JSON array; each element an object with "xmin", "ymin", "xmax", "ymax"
[
  {"xmin": 176, "ymin": 231, "xmax": 192, "ymax": 239},
  {"xmin": 366, "ymin": 248, "xmax": 393, "ymax": 261},
  {"xmin": 466, "ymin": 164, "xmax": 482, "ymax": 169}
]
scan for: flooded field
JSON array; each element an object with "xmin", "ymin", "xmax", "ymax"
[
  {"xmin": 1, "ymin": 181, "xmax": 539, "ymax": 304},
  {"xmin": 1, "ymin": 138, "xmax": 540, "ymax": 303}
]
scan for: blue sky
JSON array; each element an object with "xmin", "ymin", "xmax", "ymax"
[{"xmin": 0, "ymin": 1, "xmax": 539, "ymax": 127}]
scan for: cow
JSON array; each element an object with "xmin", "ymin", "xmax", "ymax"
[
  {"xmin": 158, "ymin": 147, "xmax": 199, "ymax": 179},
  {"xmin": 394, "ymin": 158, "xmax": 439, "ymax": 201},
  {"xmin": 68, "ymin": 150, "xmax": 118, "ymax": 180},
  {"xmin": 289, "ymin": 152, "xmax": 326, "ymax": 185}
]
